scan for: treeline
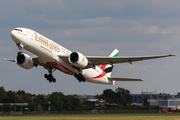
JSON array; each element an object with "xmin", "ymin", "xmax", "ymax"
[
  {"xmin": 0, "ymin": 86, "xmax": 153, "ymax": 112},
  {"xmin": 0, "ymin": 86, "xmax": 82, "ymax": 111}
]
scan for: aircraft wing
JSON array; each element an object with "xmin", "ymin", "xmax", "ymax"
[
  {"xmin": 86, "ymin": 54, "xmax": 175, "ymax": 66},
  {"xmin": 108, "ymin": 77, "xmax": 143, "ymax": 81},
  {"xmin": 60, "ymin": 54, "xmax": 175, "ymax": 67}
]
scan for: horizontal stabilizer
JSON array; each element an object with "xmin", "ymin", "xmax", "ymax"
[
  {"xmin": 3, "ymin": 58, "xmax": 15, "ymax": 62},
  {"xmin": 108, "ymin": 77, "xmax": 143, "ymax": 81}
]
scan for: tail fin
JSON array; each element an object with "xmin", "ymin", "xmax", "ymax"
[{"xmin": 100, "ymin": 49, "xmax": 119, "ymax": 77}]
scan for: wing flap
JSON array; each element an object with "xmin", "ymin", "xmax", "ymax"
[{"xmin": 108, "ymin": 77, "xmax": 143, "ymax": 81}]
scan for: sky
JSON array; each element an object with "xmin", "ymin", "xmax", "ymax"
[{"xmin": 1, "ymin": 0, "xmax": 180, "ymax": 95}]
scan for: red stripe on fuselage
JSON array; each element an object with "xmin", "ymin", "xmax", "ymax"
[
  {"xmin": 93, "ymin": 65, "xmax": 107, "ymax": 79},
  {"xmin": 100, "ymin": 65, "xmax": 107, "ymax": 70},
  {"xmin": 46, "ymin": 62, "xmax": 75, "ymax": 75},
  {"xmin": 92, "ymin": 70, "xmax": 106, "ymax": 79}
]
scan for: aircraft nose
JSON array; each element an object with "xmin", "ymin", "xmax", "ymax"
[
  {"xmin": 11, "ymin": 30, "xmax": 21, "ymax": 43},
  {"xmin": 11, "ymin": 30, "xmax": 16, "ymax": 39}
]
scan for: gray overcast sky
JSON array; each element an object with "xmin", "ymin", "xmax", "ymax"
[{"xmin": 0, "ymin": 0, "xmax": 180, "ymax": 95}]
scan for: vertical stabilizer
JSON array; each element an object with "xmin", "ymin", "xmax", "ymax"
[{"xmin": 99, "ymin": 49, "xmax": 119, "ymax": 77}]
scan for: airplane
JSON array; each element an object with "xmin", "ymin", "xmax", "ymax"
[{"xmin": 5, "ymin": 27, "xmax": 175, "ymax": 85}]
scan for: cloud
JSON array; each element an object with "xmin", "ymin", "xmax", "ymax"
[
  {"xmin": 80, "ymin": 17, "xmax": 113, "ymax": 23},
  {"xmin": 1, "ymin": 0, "xmax": 180, "ymax": 95},
  {"xmin": 147, "ymin": 26, "xmax": 159, "ymax": 34}
]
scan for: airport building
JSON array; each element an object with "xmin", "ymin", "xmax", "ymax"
[
  {"xmin": 68, "ymin": 94, "xmax": 96, "ymax": 103},
  {"xmin": 158, "ymin": 99, "xmax": 180, "ymax": 111},
  {"xmin": 0, "ymin": 103, "xmax": 28, "ymax": 112},
  {"xmin": 131, "ymin": 92, "xmax": 175, "ymax": 107},
  {"xmin": 84, "ymin": 99, "xmax": 105, "ymax": 108}
]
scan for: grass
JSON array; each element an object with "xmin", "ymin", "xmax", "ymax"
[{"xmin": 0, "ymin": 114, "xmax": 180, "ymax": 120}]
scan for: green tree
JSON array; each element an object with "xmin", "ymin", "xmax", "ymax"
[
  {"xmin": 17, "ymin": 90, "xmax": 32, "ymax": 103},
  {"xmin": 50, "ymin": 106, "xmax": 56, "ymax": 111},
  {"xmin": 28, "ymin": 102, "xmax": 35, "ymax": 111},
  {"xmin": 33, "ymin": 96, "xmax": 42, "ymax": 104},
  {"xmin": 33, "ymin": 94, "xmax": 49, "ymax": 111},
  {"xmin": 70, "ymin": 96, "xmax": 81, "ymax": 110},
  {"xmin": 116, "ymin": 87, "xmax": 132, "ymax": 105},
  {"xmin": 97, "ymin": 87, "xmax": 133, "ymax": 106},
  {"xmin": 54, "ymin": 100, "xmax": 63, "ymax": 111},
  {"xmin": 143, "ymin": 98, "xmax": 150, "ymax": 108},
  {"xmin": 0, "ymin": 86, "xmax": 6, "ymax": 103},
  {"xmin": 63, "ymin": 96, "xmax": 73, "ymax": 111},
  {"xmin": 37, "ymin": 104, "xmax": 43, "ymax": 112},
  {"xmin": 101, "ymin": 89, "xmax": 117, "ymax": 103},
  {"xmin": 3, "ymin": 90, "xmax": 20, "ymax": 103},
  {"xmin": 48, "ymin": 92, "xmax": 64, "ymax": 111},
  {"xmin": 43, "ymin": 101, "xmax": 50, "ymax": 111},
  {"xmin": 2, "ymin": 103, "xmax": 12, "ymax": 112}
]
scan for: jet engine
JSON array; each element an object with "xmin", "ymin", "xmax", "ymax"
[
  {"xmin": 69, "ymin": 52, "xmax": 88, "ymax": 68},
  {"xmin": 15, "ymin": 53, "xmax": 34, "ymax": 69}
]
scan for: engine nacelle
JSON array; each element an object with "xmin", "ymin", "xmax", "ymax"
[
  {"xmin": 15, "ymin": 53, "xmax": 34, "ymax": 69},
  {"xmin": 69, "ymin": 52, "xmax": 88, "ymax": 68}
]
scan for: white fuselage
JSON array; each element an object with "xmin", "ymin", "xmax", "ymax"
[{"xmin": 11, "ymin": 28, "xmax": 114, "ymax": 85}]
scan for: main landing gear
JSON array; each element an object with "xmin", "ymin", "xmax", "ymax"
[
  {"xmin": 74, "ymin": 73, "xmax": 86, "ymax": 82},
  {"xmin": 44, "ymin": 74, "xmax": 56, "ymax": 83},
  {"xmin": 44, "ymin": 68, "xmax": 56, "ymax": 83}
]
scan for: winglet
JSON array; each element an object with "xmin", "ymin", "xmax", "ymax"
[{"xmin": 168, "ymin": 54, "xmax": 176, "ymax": 56}]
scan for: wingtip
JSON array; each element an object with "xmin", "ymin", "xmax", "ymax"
[{"xmin": 168, "ymin": 54, "xmax": 176, "ymax": 56}]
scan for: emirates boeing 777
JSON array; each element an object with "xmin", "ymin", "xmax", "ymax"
[{"xmin": 5, "ymin": 28, "xmax": 175, "ymax": 85}]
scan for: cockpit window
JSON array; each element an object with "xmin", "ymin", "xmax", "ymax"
[{"xmin": 15, "ymin": 29, "xmax": 22, "ymax": 32}]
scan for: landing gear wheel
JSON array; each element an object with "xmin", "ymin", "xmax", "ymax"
[
  {"xmin": 48, "ymin": 79, "xmax": 51, "ymax": 83},
  {"xmin": 44, "ymin": 74, "xmax": 48, "ymax": 79},
  {"xmin": 44, "ymin": 74, "xmax": 56, "ymax": 83},
  {"xmin": 74, "ymin": 74, "xmax": 78, "ymax": 78},
  {"xmin": 74, "ymin": 73, "xmax": 86, "ymax": 83},
  {"xmin": 83, "ymin": 78, "xmax": 86, "ymax": 82},
  {"xmin": 52, "ymin": 78, "xmax": 56, "ymax": 83}
]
